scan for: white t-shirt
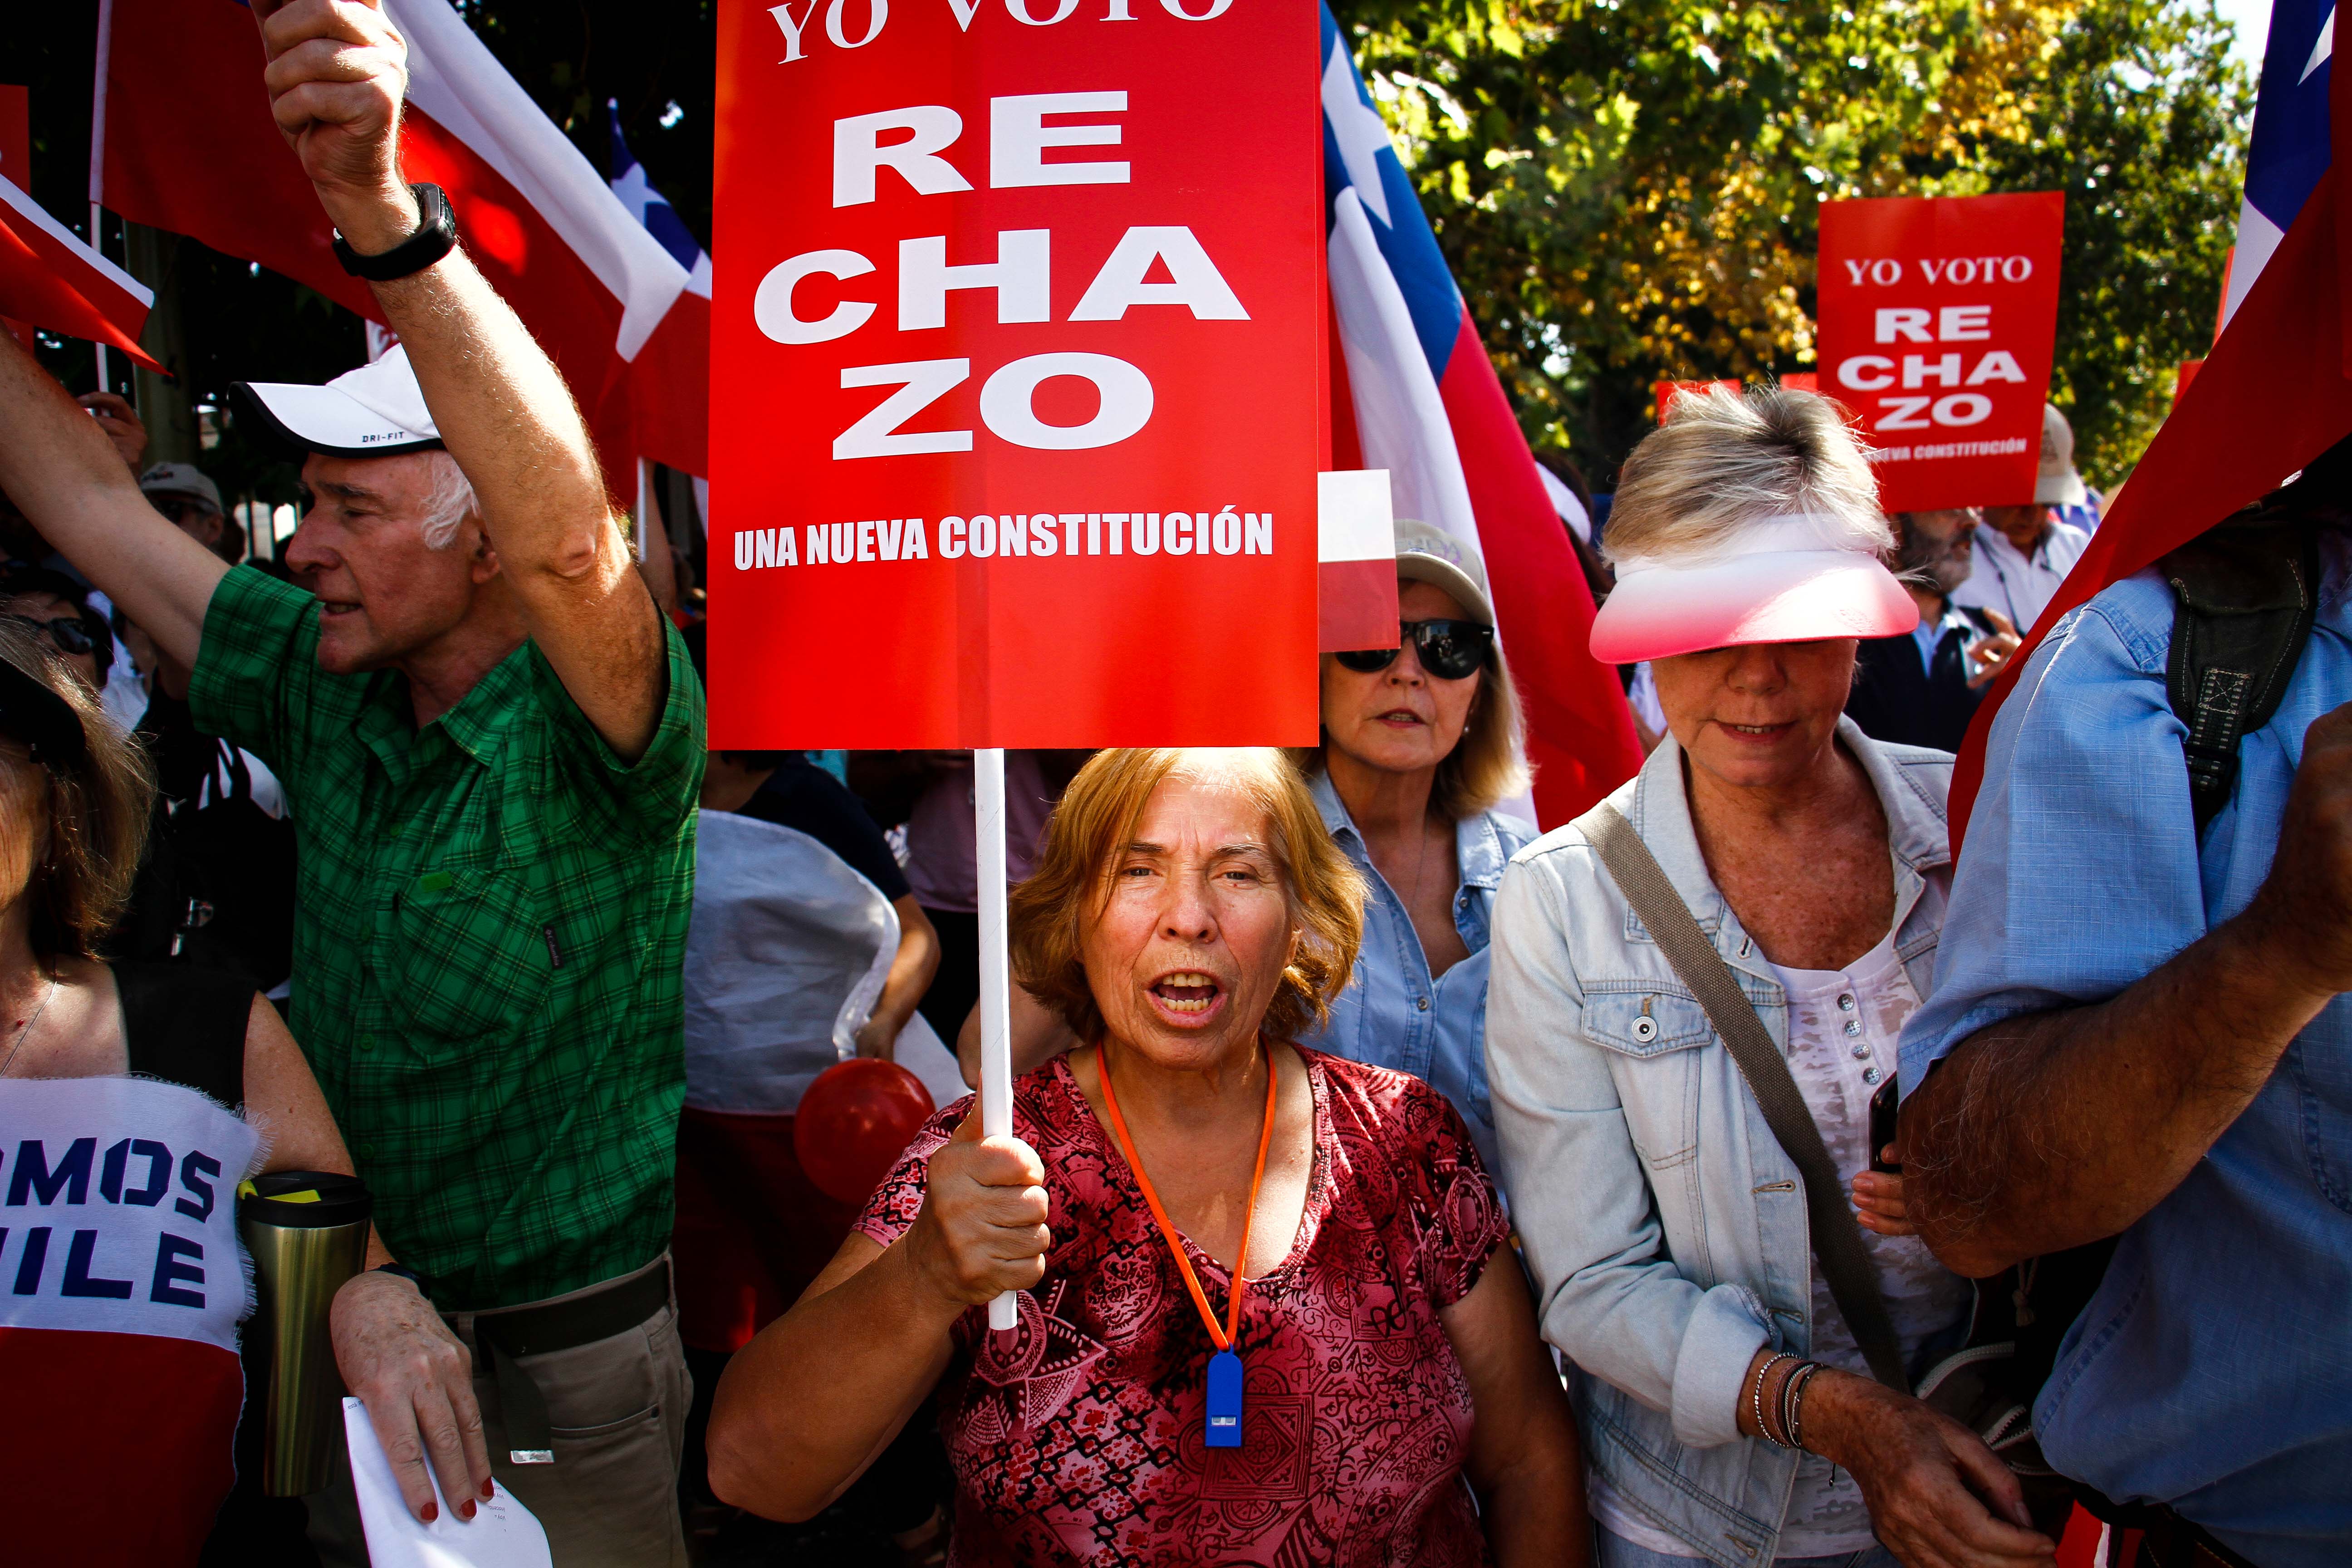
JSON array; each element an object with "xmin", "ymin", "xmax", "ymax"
[{"xmin": 1588, "ymin": 916, "xmax": 1971, "ymax": 1561}]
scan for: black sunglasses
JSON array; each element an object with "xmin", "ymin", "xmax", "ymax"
[
  {"xmin": 2, "ymin": 614, "xmax": 98, "ymax": 658},
  {"xmin": 1334, "ymin": 619, "xmax": 1495, "ymax": 681}
]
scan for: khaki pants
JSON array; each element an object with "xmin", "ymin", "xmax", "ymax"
[{"xmin": 309, "ymin": 1254, "xmax": 693, "ymax": 1568}]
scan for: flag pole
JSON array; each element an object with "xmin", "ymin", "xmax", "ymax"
[
  {"xmin": 635, "ymin": 457, "xmax": 652, "ymax": 557},
  {"xmin": 975, "ymin": 747, "xmax": 1019, "ymax": 1332},
  {"xmin": 88, "ymin": 0, "xmax": 114, "ymax": 397}
]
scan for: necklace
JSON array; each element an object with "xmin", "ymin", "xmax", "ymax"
[
  {"xmin": 1097, "ymin": 1037, "xmax": 1278, "ymax": 1450},
  {"xmin": 0, "ymin": 972, "xmax": 62, "ymax": 1078}
]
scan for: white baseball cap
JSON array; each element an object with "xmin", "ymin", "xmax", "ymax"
[{"xmin": 232, "ymin": 345, "xmax": 443, "ymax": 459}]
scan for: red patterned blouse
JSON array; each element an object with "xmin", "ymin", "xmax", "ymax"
[{"xmin": 854, "ymin": 1046, "xmax": 1511, "ymax": 1567}]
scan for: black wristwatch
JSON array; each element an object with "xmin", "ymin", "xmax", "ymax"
[
  {"xmin": 333, "ymin": 183, "xmax": 458, "ymax": 281},
  {"xmin": 372, "ymin": 1261, "xmax": 428, "ymax": 1293}
]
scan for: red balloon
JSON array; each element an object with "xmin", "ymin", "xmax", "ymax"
[{"xmin": 793, "ymin": 1059, "xmax": 938, "ymax": 1205}]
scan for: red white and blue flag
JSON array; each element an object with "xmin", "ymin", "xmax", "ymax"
[
  {"xmin": 0, "ymin": 172, "xmax": 158, "ymax": 370},
  {"xmin": 607, "ymin": 101, "xmax": 711, "ymax": 302},
  {"xmin": 93, "ymin": 0, "xmax": 710, "ymax": 479},
  {"xmin": 1320, "ymin": 9, "xmax": 1642, "ymax": 827},
  {"xmin": 2221, "ymin": 0, "xmax": 2336, "ymax": 328},
  {"xmin": 1951, "ymin": 0, "xmax": 2350, "ymax": 843}
]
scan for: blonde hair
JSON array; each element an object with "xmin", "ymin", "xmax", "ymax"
[
  {"xmin": 1008, "ymin": 748, "xmax": 1365, "ymax": 1045},
  {"xmin": 1604, "ymin": 385, "xmax": 1891, "ymax": 565},
  {"xmin": 0, "ymin": 625, "xmax": 155, "ymax": 960},
  {"xmin": 1298, "ymin": 623, "xmax": 1532, "ymax": 820}
]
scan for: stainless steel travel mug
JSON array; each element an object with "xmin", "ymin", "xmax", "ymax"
[{"xmin": 239, "ymin": 1171, "xmax": 372, "ymax": 1496}]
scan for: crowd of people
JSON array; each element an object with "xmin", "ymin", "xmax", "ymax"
[{"xmin": 0, "ymin": 9, "xmax": 2342, "ymax": 1568}]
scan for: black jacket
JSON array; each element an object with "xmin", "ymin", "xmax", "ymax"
[{"xmin": 1845, "ymin": 604, "xmax": 2000, "ymax": 755}]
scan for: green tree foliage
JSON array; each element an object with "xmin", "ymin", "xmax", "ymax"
[{"xmin": 1333, "ymin": 0, "xmax": 2250, "ymax": 486}]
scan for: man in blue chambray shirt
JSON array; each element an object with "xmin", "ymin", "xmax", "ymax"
[{"xmin": 1897, "ymin": 448, "xmax": 2352, "ymax": 1568}]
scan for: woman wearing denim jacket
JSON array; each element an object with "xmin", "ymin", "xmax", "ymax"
[
  {"xmin": 1294, "ymin": 519, "xmax": 1534, "ymax": 1174},
  {"xmin": 1485, "ymin": 388, "xmax": 2053, "ymax": 1568}
]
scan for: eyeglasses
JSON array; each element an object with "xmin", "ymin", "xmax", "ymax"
[
  {"xmin": 1334, "ymin": 619, "xmax": 1495, "ymax": 681},
  {"xmin": 2, "ymin": 614, "xmax": 98, "ymax": 658}
]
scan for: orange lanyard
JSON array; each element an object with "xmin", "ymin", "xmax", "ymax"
[{"xmin": 1097, "ymin": 1039, "xmax": 1277, "ymax": 1353}]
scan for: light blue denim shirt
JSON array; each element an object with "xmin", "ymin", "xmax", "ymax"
[
  {"xmin": 1487, "ymin": 722, "xmax": 1962, "ymax": 1568},
  {"xmin": 1296, "ymin": 769, "xmax": 1531, "ymax": 1173},
  {"xmin": 1900, "ymin": 542, "xmax": 2352, "ymax": 1568}
]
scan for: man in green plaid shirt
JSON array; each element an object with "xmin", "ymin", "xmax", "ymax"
[{"xmin": 0, "ymin": 6, "xmax": 704, "ymax": 1561}]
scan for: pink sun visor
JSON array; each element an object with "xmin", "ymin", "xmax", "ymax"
[{"xmin": 1589, "ymin": 515, "xmax": 1919, "ymax": 665}]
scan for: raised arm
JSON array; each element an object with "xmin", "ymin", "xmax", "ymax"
[
  {"xmin": 253, "ymin": 0, "xmax": 668, "ymax": 759},
  {"xmin": 0, "ymin": 337, "xmax": 227, "ymax": 667},
  {"xmin": 1903, "ymin": 702, "xmax": 2352, "ymax": 1276}
]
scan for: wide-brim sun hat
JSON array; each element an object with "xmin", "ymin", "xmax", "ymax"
[
  {"xmin": 1589, "ymin": 514, "xmax": 1918, "ymax": 664},
  {"xmin": 231, "ymin": 344, "xmax": 444, "ymax": 459}
]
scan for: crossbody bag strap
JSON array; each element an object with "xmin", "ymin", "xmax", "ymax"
[{"xmin": 1578, "ymin": 801, "xmax": 1910, "ymax": 1392}]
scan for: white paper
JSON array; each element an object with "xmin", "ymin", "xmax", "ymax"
[{"xmin": 344, "ymin": 1397, "xmax": 553, "ymax": 1568}]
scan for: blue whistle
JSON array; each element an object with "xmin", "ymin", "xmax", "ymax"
[{"xmin": 1205, "ymin": 1349, "xmax": 1243, "ymax": 1448}]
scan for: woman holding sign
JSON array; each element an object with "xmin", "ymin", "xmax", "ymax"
[
  {"xmin": 1484, "ymin": 388, "xmax": 2053, "ymax": 1568},
  {"xmin": 709, "ymin": 747, "xmax": 1588, "ymax": 1564},
  {"xmin": 0, "ymin": 624, "xmax": 490, "ymax": 1564}
]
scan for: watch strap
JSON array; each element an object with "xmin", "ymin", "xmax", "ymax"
[
  {"xmin": 372, "ymin": 1261, "xmax": 428, "ymax": 1293},
  {"xmin": 333, "ymin": 183, "xmax": 458, "ymax": 282}
]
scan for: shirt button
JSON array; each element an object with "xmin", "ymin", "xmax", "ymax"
[
  {"xmin": 356, "ymin": 1035, "xmax": 377, "ymax": 1054},
  {"xmin": 1862, "ymin": 1067, "xmax": 1882, "ymax": 1086},
  {"xmin": 356, "ymin": 1142, "xmax": 377, "ymax": 1161},
  {"xmin": 1416, "ymin": 996, "xmax": 1430, "ymax": 1012},
  {"xmin": 1837, "ymin": 994, "xmax": 1856, "ymax": 1013},
  {"xmin": 1851, "ymin": 1043, "xmax": 1871, "ymax": 1059},
  {"xmin": 1843, "ymin": 1019, "xmax": 1863, "ymax": 1038}
]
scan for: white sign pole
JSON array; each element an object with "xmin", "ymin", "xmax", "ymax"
[{"xmin": 974, "ymin": 747, "xmax": 1020, "ymax": 1331}]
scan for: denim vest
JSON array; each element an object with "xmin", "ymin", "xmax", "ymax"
[{"xmin": 1485, "ymin": 721, "xmax": 1960, "ymax": 1568}]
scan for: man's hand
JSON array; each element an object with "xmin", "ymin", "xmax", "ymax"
[
  {"xmin": 903, "ymin": 1111, "xmax": 1049, "ymax": 1310},
  {"xmin": 77, "ymin": 393, "xmax": 147, "ymax": 471},
  {"xmin": 1966, "ymin": 608, "xmax": 2023, "ymax": 690},
  {"xmin": 252, "ymin": 0, "xmax": 418, "ymax": 250},
  {"xmin": 2242, "ymin": 701, "xmax": 2352, "ymax": 997},
  {"xmin": 1804, "ymin": 1371, "xmax": 2055, "ymax": 1568},
  {"xmin": 331, "ymin": 1269, "xmax": 495, "ymax": 1524}
]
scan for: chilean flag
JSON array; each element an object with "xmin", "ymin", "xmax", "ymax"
[
  {"xmin": 1319, "ymin": 8, "xmax": 1643, "ymax": 828},
  {"xmin": 1950, "ymin": 2, "xmax": 2351, "ymax": 846},
  {"xmin": 607, "ymin": 101, "xmax": 711, "ymax": 300},
  {"xmin": 0, "ymin": 173, "xmax": 159, "ymax": 371},
  {"xmin": 2221, "ymin": 0, "xmax": 2336, "ymax": 328},
  {"xmin": 92, "ymin": 0, "xmax": 709, "ymax": 478}
]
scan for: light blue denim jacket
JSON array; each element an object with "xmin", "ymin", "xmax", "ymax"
[
  {"xmin": 1298, "ymin": 769, "xmax": 1532, "ymax": 1174},
  {"xmin": 1485, "ymin": 721, "xmax": 1960, "ymax": 1568}
]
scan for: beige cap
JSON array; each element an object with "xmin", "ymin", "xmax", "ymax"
[
  {"xmin": 137, "ymin": 461, "xmax": 223, "ymax": 514},
  {"xmin": 1394, "ymin": 518, "xmax": 1494, "ymax": 624},
  {"xmin": 2035, "ymin": 402, "xmax": 2088, "ymax": 507}
]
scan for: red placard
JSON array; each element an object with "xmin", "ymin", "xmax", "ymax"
[
  {"xmin": 708, "ymin": 0, "xmax": 1323, "ymax": 748},
  {"xmin": 1817, "ymin": 193, "xmax": 2064, "ymax": 511},
  {"xmin": 1653, "ymin": 379, "xmax": 1738, "ymax": 421}
]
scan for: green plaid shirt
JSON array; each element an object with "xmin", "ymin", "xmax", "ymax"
[{"xmin": 193, "ymin": 568, "xmax": 704, "ymax": 1308}]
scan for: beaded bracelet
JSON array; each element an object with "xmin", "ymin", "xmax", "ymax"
[
  {"xmin": 1781, "ymin": 1359, "xmax": 1825, "ymax": 1452},
  {"xmin": 1751, "ymin": 1352, "xmax": 1798, "ymax": 1449}
]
